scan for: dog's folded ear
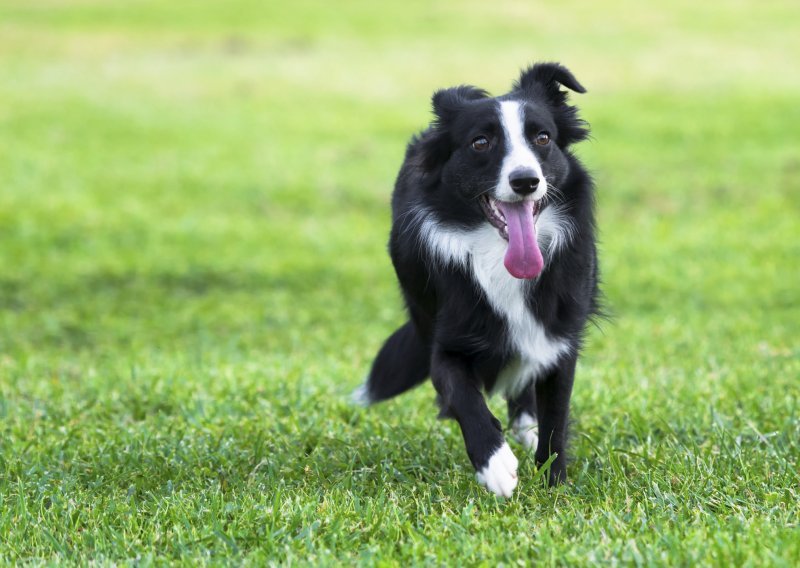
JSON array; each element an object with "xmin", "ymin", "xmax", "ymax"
[
  {"xmin": 516, "ymin": 62, "xmax": 589, "ymax": 145},
  {"xmin": 515, "ymin": 62, "xmax": 586, "ymax": 105}
]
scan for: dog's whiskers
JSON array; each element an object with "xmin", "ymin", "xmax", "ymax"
[
  {"xmin": 545, "ymin": 182, "xmax": 568, "ymax": 206},
  {"xmin": 471, "ymin": 185, "xmax": 496, "ymax": 201}
]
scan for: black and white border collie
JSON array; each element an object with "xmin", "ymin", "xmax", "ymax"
[{"xmin": 354, "ymin": 63, "xmax": 600, "ymax": 497}]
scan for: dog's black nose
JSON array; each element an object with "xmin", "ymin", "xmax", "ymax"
[{"xmin": 508, "ymin": 168, "xmax": 540, "ymax": 195}]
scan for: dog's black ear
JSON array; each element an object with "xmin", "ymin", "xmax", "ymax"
[
  {"xmin": 515, "ymin": 62, "xmax": 586, "ymax": 106},
  {"xmin": 516, "ymin": 62, "xmax": 589, "ymax": 145},
  {"xmin": 418, "ymin": 85, "xmax": 488, "ymax": 173},
  {"xmin": 431, "ymin": 85, "xmax": 489, "ymax": 123}
]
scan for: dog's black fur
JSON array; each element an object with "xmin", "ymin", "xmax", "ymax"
[{"xmin": 360, "ymin": 63, "xmax": 599, "ymax": 493}]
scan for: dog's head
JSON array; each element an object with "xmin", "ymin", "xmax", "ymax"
[{"xmin": 417, "ymin": 63, "xmax": 589, "ymax": 279}]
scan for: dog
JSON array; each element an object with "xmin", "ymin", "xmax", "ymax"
[{"xmin": 354, "ymin": 63, "xmax": 600, "ymax": 497}]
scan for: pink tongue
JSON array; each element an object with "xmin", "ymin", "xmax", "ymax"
[{"xmin": 495, "ymin": 200, "xmax": 543, "ymax": 279}]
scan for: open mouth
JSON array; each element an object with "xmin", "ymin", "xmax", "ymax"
[
  {"xmin": 479, "ymin": 194, "xmax": 540, "ymax": 241},
  {"xmin": 479, "ymin": 194, "xmax": 544, "ymax": 280}
]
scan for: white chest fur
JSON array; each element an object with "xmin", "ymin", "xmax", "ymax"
[
  {"xmin": 469, "ymin": 230, "xmax": 571, "ymax": 396},
  {"xmin": 419, "ymin": 215, "xmax": 573, "ymax": 397}
]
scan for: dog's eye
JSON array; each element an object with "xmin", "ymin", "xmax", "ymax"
[
  {"xmin": 535, "ymin": 131, "xmax": 551, "ymax": 146},
  {"xmin": 471, "ymin": 136, "xmax": 490, "ymax": 152}
]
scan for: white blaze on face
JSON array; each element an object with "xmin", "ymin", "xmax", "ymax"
[{"xmin": 496, "ymin": 100, "xmax": 547, "ymax": 202}]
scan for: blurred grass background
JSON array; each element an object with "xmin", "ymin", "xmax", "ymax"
[{"xmin": 0, "ymin": 0, "xmax": 798, "ymax": 564}]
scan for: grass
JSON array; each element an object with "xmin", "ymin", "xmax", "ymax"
[{"xmin": 1, "ymin": 0, "xmax": 798, "ymax": 564}]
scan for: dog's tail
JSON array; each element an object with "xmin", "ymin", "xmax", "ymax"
[{"xmin": 352, "ymin": 321, "xmax": 430, "ymax": 406}]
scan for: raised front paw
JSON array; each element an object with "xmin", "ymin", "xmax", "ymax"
[{"xmin": 476, "ymin": 442, "xmax": 519, "ymax": 497}]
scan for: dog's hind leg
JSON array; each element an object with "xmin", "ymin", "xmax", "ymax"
[
  {"xmin": 507, "ymin": 384, "xmax": 538, "ymax": 450},
  {"xmin": 352, "ymin": 321, "xmax": 430, "ymax": 406}
]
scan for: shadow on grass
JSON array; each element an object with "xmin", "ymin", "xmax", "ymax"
[{"xmin": 0, "ymin": 262, "xmax": 387, "ymax": 351}]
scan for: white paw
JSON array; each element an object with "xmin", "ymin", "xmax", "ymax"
[
  {"xmin": 512, "ymin": 412, "xmax": 538, "ymax": 450},
  {"xmin": 350, "ymin": 382, "xmax": 372, "ymax": 407},
  {"xmin": 476, "ymin": 442, "xmax": 519, "ymax": 498}
]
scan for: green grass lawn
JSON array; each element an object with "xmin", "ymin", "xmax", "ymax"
[{"xmin": 1, "ymin": 0, "xmax": 798, "ymax": 564}]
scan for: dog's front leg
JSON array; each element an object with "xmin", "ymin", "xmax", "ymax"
[
  {"xmin": 535, "ymin": 355, "xmax": 577, "ymax": 485},
  {"xmin": 431, "ymin": 347, "xmax": 518, "ymax": 497}
]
